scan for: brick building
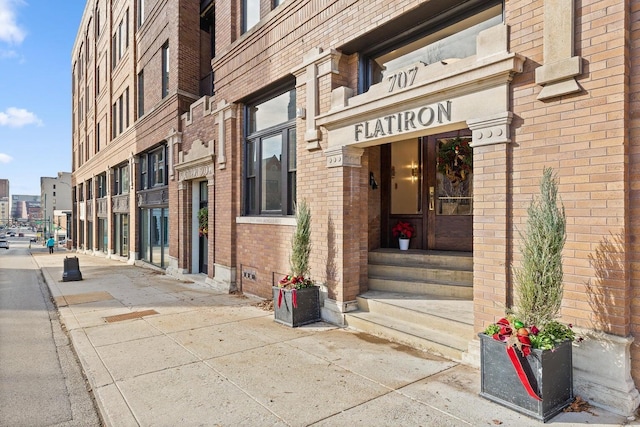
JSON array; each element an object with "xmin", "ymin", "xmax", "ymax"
[{"xmin": 71, "ymin": 0, "xmax": 640, "ymax": 416}]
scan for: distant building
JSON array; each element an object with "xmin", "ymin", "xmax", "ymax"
[
  {"xmin": 11, "ymin": 195, "xmax": 39, "ymax": 224},
  {"xmin": 0, "ymin": 197, "xmax": 8, "ymax": 227},
  {"xmin": 0, "ymin": 179, "xmax": 9, "ymax": 227},
  {"xmin": 0, "ymin": 179, "xmax": 8, "ymax": 198},
  {"xmin": 41, "ymin": 173, "xmax": 72, "ymax": 235}
]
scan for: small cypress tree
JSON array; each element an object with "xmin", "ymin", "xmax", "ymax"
[
  {"xmin": 290, "ymin": 199, "xmax": 311, "ymax": 278},
  {"xmin": 514, "ymin": 167, "xmax": 566, "ymax": 327}
]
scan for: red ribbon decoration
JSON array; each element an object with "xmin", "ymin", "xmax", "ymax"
[
  {"xmin": 292, "ymin": 289, "xmax": 297, "ymax": 308},
  {"xmin": 277, "ymin": 288, "xmax": 283, "ymax": 308},
  {"xmin": 506, "ymin": 345, "xmax": 542, "ymax": 401}
]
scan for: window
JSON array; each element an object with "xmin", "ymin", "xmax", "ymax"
[
  {"xmin": 137, "ymin": 70, "xmax": 144, "ymax": 117},
  {"xmin": 139, "ymin": 146, "xmax": 167, "ymax": 189},
  {"xmin": 96, "ymin": 65, "xmax": 100, "ymax": 94},
  {"xmin": 113, "ymin": 11, "xmax": 129, "ymax": 67},
  {"xmin": 97, "ymin": 174, "xmax": 107, "ymax": 198},
  {"xmin": 273, "ymin": 0, "xmax": 283, "ymax": 7},
  {"xmin": 87, "ymin": 179, "xmax": 93, "ymax": 200},
  {"xmin": 111, "ymin": 34, "xmax": 117, "ymax": 69},
  {"xmin": 125, "ymin": 9, "xmax": 129, "ymax": 49},
  {"xmin": 95, "ymin": 3, "xmax": 100, "ymax": 37},
  {"xmin": 245, "ymin": 88, "xmax": 296, "ymax": 216},
  {"xmin": 96, "ymin": 122, "xmax": 100, "ymax": 152},
  {"xmin": 161, "ymin": 43, "xmax": 169, "ymax": 98},
  {"xmin": 125, "ymin": 87, "xmax": 129, "ymax": 128},
  {"xmin": 361, "ymin": 2, "xmax": 503, "ymax": 91},
  {"xmin": 118, "ymin": 94, "xmax": 123, "ymax": 134},
  {"xmin": 137, "ymin": 0, "xmax": 145, "ymax": 28},
  {"xmin": 199, "ymin": 8, "xmax": 215, "ymax": 97},
  {"xmin": 151, "ymin": 149, "xmax": 165, "ymax": 187},
  {"xmin": 243, "ymin": 0, "xmax": 260, "ymax": 33},
  {"xmin": 114, "ymin": 164, "xmax": 130, "ymax": 194},
  {"xmin": 140, "ymin": 156, "xmax": 148, "ymax": 190},
  {"xmin": 118, "ymin": 20, "xmax": 124, "ymax": 60},
  {"xmin": 112, "ymin": 102, "xmax": 117, "ymax": 137}
]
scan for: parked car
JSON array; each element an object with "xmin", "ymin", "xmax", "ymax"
[
  {"xmin": 0, "ymin": 239, "xmax": 8, "ymax": 249},
  {"xmin": 18, "ymin": 233, "xmax": 24, "ymax": 237},
  {"xmin": 29, "ymin": 237, "xmax": 37, "ymax": 242}
]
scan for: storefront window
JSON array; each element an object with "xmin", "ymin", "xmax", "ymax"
[{"xmin": 140, "ymin": 207, "xmax": 168, "ymax": 268}]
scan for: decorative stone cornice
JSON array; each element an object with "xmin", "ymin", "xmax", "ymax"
[{"xmin": 325, "ymin": 146, "xmax": 364, "ymax": 168}]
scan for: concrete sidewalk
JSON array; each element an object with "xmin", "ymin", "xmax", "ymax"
[{"xmin": 32, "ymin": 250, "xmax": 633, "ymax": 426}]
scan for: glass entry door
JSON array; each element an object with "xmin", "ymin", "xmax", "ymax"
[{"xmin": 387, "ymin": 131, "xmax": 473, "ymax": 251}]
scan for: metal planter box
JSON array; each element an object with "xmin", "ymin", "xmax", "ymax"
[
  {"xmin": 272, "ymin": 286, "xmax": 320, "ymax": 327},
  {"xmin": 479, "ymin": 333, "xmax": 573, "ymax": 422}
]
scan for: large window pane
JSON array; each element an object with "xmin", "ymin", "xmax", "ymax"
[
  {"xmin": 370, "ymin": 5, "xmax": 502, "ymax": 85},
  {"xmin": 261, "ymin": 135, "xmax": 282, "ymax": 212},
  {"xmin": 122, "ymin": 214, "xmax": 129, "ymax": 255},
  {"xmin": 121, "ymin": 164, "xmax": 129, "ymax": 194},
  {"xmin": 391, "ymin": 139, "xmax": 420, "ymax": 215},
  {"xmin": 249, "ymin": 90, "xmax": 296, "ymax": 133},
  {"xmin": 243, "ymin": 0, "xmax": 260, "ymax": 33},
  {"xmin": 162, "ymin": 209, "xmax": 169, "ymax": 268}
]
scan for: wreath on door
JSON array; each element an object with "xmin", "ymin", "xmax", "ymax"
[
  {"xmin": 437, "ymin": 137, "xmax": 473, "ymax": 185},
  {"xmin": 198, "ymin": 207, "xmax": 208, "ymax": 237}
]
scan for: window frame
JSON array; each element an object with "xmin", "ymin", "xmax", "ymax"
[
  {"xmin": 244, "ymin": 88, "xmax": 297, "ymax": 217},
  {"xmin": 139, "ymin": 146, "xmax": 167, "ymax": 190},
  {"xmin": 161, "ymin": 42, "xmax": 169, "ymax": 98},
  {"xmin": 358, "ymin": 0, "xmax": 503, "ymax": 94},
  {"xmin": 242, "ymin": 0, "xmax": 260, "ymax": 34},
  {"xmin": 137, "ymin": 70, "xmax": 144, "ymax": 117}
]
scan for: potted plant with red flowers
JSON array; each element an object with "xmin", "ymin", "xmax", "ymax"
[
  {"xmin": 392, "ymin": 220, "xmax": 415, "ymax": 250},
  {"xmin": 479, "ymin": 167, "xmax": 576, "ymax": 422},
  {"xmin": 273, "ymin": 199, "xmax": 321, "ymax": 327}
]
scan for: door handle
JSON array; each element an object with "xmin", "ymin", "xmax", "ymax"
[{"xmin": 429, "ymin": 186, "xmax": 435, "ymax": 211}]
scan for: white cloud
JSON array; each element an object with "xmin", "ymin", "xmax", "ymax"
[
  {"xmin": 0, "ymin": 107, "xmax": 43, "ymax": 127},
  {"xmin": 0, "ymin": 153, "xmax": 13, "ymax": 163},
  {"xmin": 0, "ymin": 0, "xmax": 26, "ymax": 45}
]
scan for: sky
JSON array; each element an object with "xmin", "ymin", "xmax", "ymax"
[{"xmin": 0, "ymin": 0, "xmax": 85, "ymax": 197}]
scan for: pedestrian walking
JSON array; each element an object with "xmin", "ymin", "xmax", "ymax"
[{"xmin": 46, "ymin": 237, "xmax": 55, "ymax": 254}]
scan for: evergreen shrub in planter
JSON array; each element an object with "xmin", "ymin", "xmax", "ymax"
[
  {"xmin": 273, "ymin": 199, "xmax": 321, "ymax": 327},
  {"xmin": 480, "ymin": 168, "xmax": 577, "ymax": 422}
]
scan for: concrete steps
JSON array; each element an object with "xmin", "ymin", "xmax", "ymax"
[{"xmin": 345, "ymin": 250, "xmax": 474, "ymax": 362}]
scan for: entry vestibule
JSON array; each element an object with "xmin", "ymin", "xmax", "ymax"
[{"xmin": 383, "ymin": 131, "xmax": 473, "ymax": 252}]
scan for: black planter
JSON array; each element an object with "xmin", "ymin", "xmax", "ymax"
[
  {"xmin": 479, "ymin": 333, "xmax": 573, "ymax": 422},
  {"xmin": 272, "ymin": 286, "xmax": 321, "ymax": 327}
]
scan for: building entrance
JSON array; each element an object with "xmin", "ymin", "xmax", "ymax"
[{"xmin": 383, "ymin": 131, "xmax": 473, "ymax": 251}]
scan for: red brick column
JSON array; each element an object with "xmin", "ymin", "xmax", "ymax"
[{"xmin": 324, "ymin": 146, "xmax": 366, "ymax": 305}]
